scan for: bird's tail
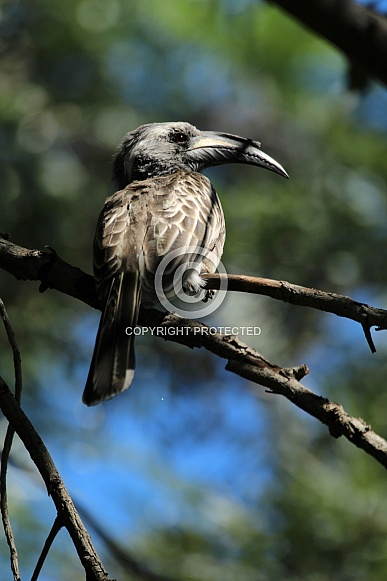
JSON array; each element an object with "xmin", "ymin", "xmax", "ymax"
[{"xmin": 83, "ymin": 272, "xmax": 141, "ymax": 406}]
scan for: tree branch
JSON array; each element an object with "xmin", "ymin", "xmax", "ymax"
[
  {"xmin": 270, "ymin": 0, "xmax": 387, "ymax": 88},
  {"xmin": 2, "ymin": 449, "xmax": 184, "ymax": 581},
  {"xmin": 138, "ymin": 312, "xmax": 387, "ymax": 469},
  {"xmin": 31, "ymin": 516, "xmax": 63, "ymax": 581},
  {"xmin": 203, "ymin": 273, "xmax": 387, "ymax": 352},
  {"xmin": 0, "ymin": 298, "xmax": 22, "ymax": 581},
  {"xmin": 2, "ymin": 237, "xmax": 387, "ymax": 342},
  {"xmin": 0, "ymin": 375, "xmax": 111, "ymax": 581},
  {"xmin": 227, "ymin": 359, "xmax": 387, "ymax": 468},
  {"xmin": 0, "ymin": 236, "xmax": 99, "ymax": 310},
  {"xmin": 2, "ymin": 237, "xmax": 387, "ymax": 470}
]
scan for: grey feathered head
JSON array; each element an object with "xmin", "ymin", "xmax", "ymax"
[{"xmin": 113, "ymin": 121, "xmax": 288, "ymax": 190}]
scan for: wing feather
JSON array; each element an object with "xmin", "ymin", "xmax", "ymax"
[
  {"xmin": 85, "ymin": 170, "xmax": 225, "ymax": 402},
  {"xmin": 92, "ymin": 169, "xmax": 225, "ymax": 310}
]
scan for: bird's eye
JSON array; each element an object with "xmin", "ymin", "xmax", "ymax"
[{"xmin": 169, "ymin": 131, "xmax": 188, "ymax": 145}]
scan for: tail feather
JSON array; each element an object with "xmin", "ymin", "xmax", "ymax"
[{"xmin": 83, "ymin": 272, "xmax": 141, "ymax": 406}]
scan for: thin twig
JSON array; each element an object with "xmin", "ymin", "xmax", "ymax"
[
  {"xmin": 0, "ymin": 298, "xmax": 22, "ymax": 581},
  {"xmin": 1, "ymin": 428, "xmax": 20, "ymax": 581},
  {"xmin": 203, "ymin": 273, "xmax": 387, "ymax": 351},
  {"xmin": 31, "ymin": 516, "xmax": 63, "ymax": 581},
  {"xmin": 361, "ymin": 322, "xmax": 376, "ymax": 354},
  {"xmin": 0, "ymin": 298, "xmax": 23, "ymax": 403}
]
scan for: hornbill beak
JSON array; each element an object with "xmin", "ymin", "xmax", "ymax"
[{"xmin": 187, "ymin": 130, "xmax": 289, "ymax": 179}]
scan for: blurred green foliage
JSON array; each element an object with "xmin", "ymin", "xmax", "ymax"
[{"xmin": 1, "ymin": 0, "xmax": 387, "ymax": 580}]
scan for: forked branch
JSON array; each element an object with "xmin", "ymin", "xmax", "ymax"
[{"xmin": 0, "ymin": 374, "xmax": 111, "ymax": 581}]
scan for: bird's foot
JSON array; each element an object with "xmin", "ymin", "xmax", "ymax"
[
  {"xmin": 202, "ymin": 289, "xmax": 215, "ymax": 303},
  {"xmin": 182, "ymin": 269, "xmax": 206, "ymax": 296}
]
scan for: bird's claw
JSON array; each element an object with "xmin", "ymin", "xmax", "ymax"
[{"xmin": 202, "ymin": 289, "xmax": 215, "ymax": 303}]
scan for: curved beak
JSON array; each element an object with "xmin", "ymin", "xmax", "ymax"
[{"xmin": 186, "ymin": 130, "xmax": 288, "ymax": 178}]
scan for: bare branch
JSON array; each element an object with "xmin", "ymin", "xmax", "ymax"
[
  {"xmin": 139, "ymin": 312, "xmax": 387, "ymax": 470},
  {"xmin": 227, "ymin": 359, "xmax": 387, "ymax": 468},
  {"xmin": 0, "ymin": 426, "xmax": 20, "ymax": 581},
  {"xmin": 2, "ymin": 238, "xmax": 387, "ymax": 469},
  {"xmin": 0, "ymin": 298, "xmax": 22, "ymax": 581},
  {"xmin": 0, "ymin": 375, "xmax": 112, "ymax": 581},
  {"xmin": 269, "ymin": 0, "xmax": 387, "ymax": 87},
  {"xmin": 203, "ymin": 273, "xmax": 387, "ymax": 351},
  {"xmin": 0, "ymin": 236, "xmax": 99, "ymax": 310},
  {"xmin": 2, "ymin": 238, "xmax": 387, "ymax": 341},
  {"xmin": 31, "ymin": 516, "xmax": 62, "ymax": 581},
  {"xmin": 0, "ymin": 298, "xmax": 23, "ymax": 402}
]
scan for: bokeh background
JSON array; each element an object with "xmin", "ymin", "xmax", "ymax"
[{"xmin": 2, "ymin": 0, "xmax": 387, "ymax": 579}]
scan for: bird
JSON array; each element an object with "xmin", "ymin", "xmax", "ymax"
[{"xmin": 83, "ymin": 121, "xmax": 288, "ymax": 406}]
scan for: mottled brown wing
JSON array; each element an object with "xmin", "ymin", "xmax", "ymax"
[
  {"xmin": 84, "ymin": 171, "xmax": 225, "ymax": 403},
  {"xmin": 93, "ymin": 185, "xmax": 147, "ymax": 299},
  {"xmin": 93, "ymin": 171, "xmax": 225, "ymax": 305},
  {"xmin": 139, "ymin": 171, "xmax": 225, "ymax": 304},
  {"xmin": 84, "ymin": 185, "xmax": 149, "ymax": 405}
]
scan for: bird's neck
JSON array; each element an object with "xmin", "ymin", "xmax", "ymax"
[{"xmin": 130, "ymin": 159, "xmax": 189, "ymax": 183}]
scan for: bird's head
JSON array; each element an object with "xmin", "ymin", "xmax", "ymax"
[{"xmin": 113, "ymin": 121, "xmax": 288, "ymax": 189}]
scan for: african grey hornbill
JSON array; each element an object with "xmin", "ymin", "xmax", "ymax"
[{"xmin": 83, "ymin": 121, "xmax": 288, "ymax": 406}]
